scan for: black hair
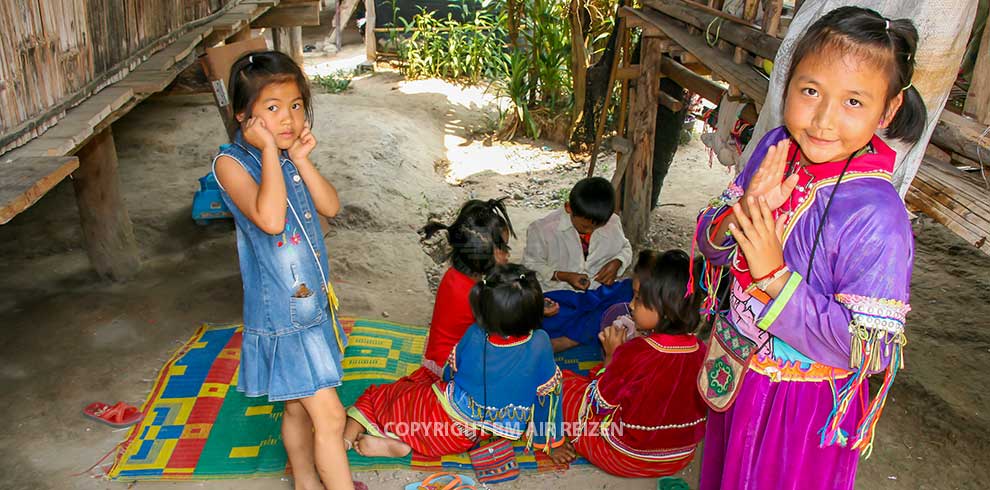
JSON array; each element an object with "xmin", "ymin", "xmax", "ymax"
[
  {"xmin": 569, "ymin": 177, "xmax": 615, "ymax": 226},
  {"xmin": 421, "ymin": 198, "xmax": 515, "ymax": 277},
  {"xmin": 633, "ymin": 249, "xmax": 702, "ymax": 335},
  {"xmin": 786, "ymin": 6, "xmax": 927, "ymax": 144},
  {"xmin": 469, "ymin": 264, "xmax": 544, "ymax": 337},
  {"xmin": 227, "ymin": 50, "xmax": 313, "ymax": 138}
]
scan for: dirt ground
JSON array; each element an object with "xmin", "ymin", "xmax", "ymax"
[{"xmin": 1, "ymin": 11, "xmax": 989, "ymax": 490}]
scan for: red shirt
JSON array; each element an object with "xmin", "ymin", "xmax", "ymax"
[
  {"xmin": 579, "ymin": 232, "xmax": 592, "ymax": 257},
  {"xmin": 422, "ymin": 268, "xmax": 477, "ymax": 373},
  {"xmin": 592, "ymin": 333, "xmax": 708, "ymax": 454}
]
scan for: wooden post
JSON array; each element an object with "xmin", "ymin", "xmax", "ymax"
[
  {"xmin": 335, "ymin": 0, "xmax": 343, "ymax": 52},
  {"xmin": 290, "ymin": 26, "xmax": 304, "ymax": 64},
  {"xmin": 757, "ymin": 0, "xmax": 783, "ymax": 66},
  {"xmin": 965, "ymin": 19, "xmax": 990, "ymax": 124},
  {"xmin": 622, "ymin": 36, "xmax": 664, "ymax": 246},
  {"xmin": 365, "ymin": 0, "xmax": 377, "ymax": 62},
  {"xmin": 72, "ymin": 128, "xmax": 141, "ymax": 281},
  {"xmin": 272, "ymin": 27, "xmax": 292, "ymax": 57},
  {"xmin": 328, "ymin": 0, "xmax": 361, "ymax": 49},
  {"xmin": 734, "ymin": 0, "xmax": 759, "ymax": 64},
  {"xmin": 614, "ymin": 18, "xmax": 632, "ymax": 177},
  {"xmin": 761, "ymin": 0, "xmax": 783, "ymax": 37}
]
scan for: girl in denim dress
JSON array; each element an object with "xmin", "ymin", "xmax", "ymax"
[{"xmin": 212, "ymin": 51, "xmax": 353, "ymax": 490}]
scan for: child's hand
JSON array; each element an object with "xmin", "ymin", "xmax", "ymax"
[
  {"xmin": 593, "ymin": 259, "xmax": 622, "ymax": 286},
  {"xmin": 556, "ymin": 271, "xmax": 590, "ymax": 291},
  {"xmin": 243, "ymin": 117, "xmax": 277, "ymax": 151},
  {"xmin": 548, "ymin": 441, "xmax": 578, "ymax": 465},
  {"xmin": 288, "ymin": 123, "xmax": 317, "ymax": 162},
  {"xmin": 742, "ymin": 139, "xmax": 799, "ymax": 214},
  {"xmin": 543, "ymin": 298, "xmax": 560, "ymax": 317},
  {"xmin": 599, "ymin": 325, "xmax": 628, "ymax": 357},
  {"xmin": 729, "ymin": 196, "xmax": 787, "ymax": 281}
]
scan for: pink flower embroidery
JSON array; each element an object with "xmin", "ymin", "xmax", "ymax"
[{"xmin": 290, "ymin": 233, "xmax": 302, "ymax": 246}]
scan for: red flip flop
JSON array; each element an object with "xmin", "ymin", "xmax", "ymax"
[{"xmin": 83, "ymin": 401, "xmax": 143, "ymax": 428}]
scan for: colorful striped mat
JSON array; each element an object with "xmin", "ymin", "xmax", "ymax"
[{"xmin": 107, "ymin": 319, "xmax": 595, "ymax": 480}]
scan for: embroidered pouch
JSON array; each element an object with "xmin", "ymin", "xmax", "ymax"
[
  {"xmin": 698, "ymin": 315, "xmax": 756, "ymax": 412},
  {"xmin": 468, "ymin": 438, "xmax": 518, "ymax": 484}
]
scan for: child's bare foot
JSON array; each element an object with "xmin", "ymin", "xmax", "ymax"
[
  {"xmin": 354, "ymin": 434, "xmax": 412, "ymax": 458},
  {"xmin": 292, "ymin": 475, "xmax": 323, "ymax": 490},
  {"xmin": 551, "ymin": 336, "xmax": 579, "ymax": 352},
  {"xmin": 548, "ymin": 441, "xmax": 579, "ymax": 465}
]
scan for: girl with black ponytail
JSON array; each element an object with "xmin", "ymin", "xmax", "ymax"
[
  {"xmin": 415, "ymin": 198, "xmax": 516, "ymax": 378},
  {"xmin": 695, "ymin": 7, "xmax": 921, "ymax": 489}
]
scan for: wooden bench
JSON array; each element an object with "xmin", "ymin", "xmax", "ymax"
[{"xmin": 0, "ymin": 0, "xmax": 295, "ymax": 281}]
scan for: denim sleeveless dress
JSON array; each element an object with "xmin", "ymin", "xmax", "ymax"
[{"xmin": 213, "ymin": 131, "xmax": 347, "ymax": 402}]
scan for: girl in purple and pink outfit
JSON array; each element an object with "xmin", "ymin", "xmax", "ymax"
[{"xmin": 694, "ymin": 7, "xmax": 926, "ymax": 489}]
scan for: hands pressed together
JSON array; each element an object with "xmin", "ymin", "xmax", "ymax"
[{"xmin": 725, "ymin": 139, "xmax": 797, "ymax": 297}]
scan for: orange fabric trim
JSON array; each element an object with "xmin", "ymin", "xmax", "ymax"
[
  {"xmin": 643, "ymin": 337, "xmax": 699, "ymax": 354},
  {"xmin": 749, "ymin": 356, "xmax": 852, "ymax": 383}
]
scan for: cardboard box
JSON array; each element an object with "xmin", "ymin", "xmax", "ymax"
[{"xmin": 203, "ymin": 37, "xmax": 269, "ymax": 139}]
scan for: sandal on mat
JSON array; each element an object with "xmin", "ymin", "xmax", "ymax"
[
  {"xmin": 404, "ymin": 472, "xmax": 478, "ymax": 490},
  {"xmin": 83, "ymin": 401, "xmax": 143, "ymax": 428}
]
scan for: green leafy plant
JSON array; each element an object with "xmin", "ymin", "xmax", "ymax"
[
  {"xmin": 397, "ymin": 0, "xmax": 507, "ymax": 83},
  {"xmin": 312, "ymin": 70, "xmax": 354, "ymax": 93},
  {"xmin": 494, "ymin": 0, "xmax": 574, "ymax": 140}
]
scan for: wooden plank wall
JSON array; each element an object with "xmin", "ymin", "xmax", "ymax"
[{"xmin": 0, "ymin": 0, "xmax": 232, "ymax": 145}]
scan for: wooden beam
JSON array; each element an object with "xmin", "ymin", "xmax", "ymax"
[
  {"xmin": 0, "ymin": 157, "xmax": 80, "ymax": 224},
  {"xmin": 660, "ymin": 91, "xmax": 684, "ymax": 112},
  {"xmin": 622, "ymin": 36, "xmax": 665, "ymax": 246},
  {"xmin": 616, "ymin": 66, "xmax": 642, "ymax": 80},
  {"xmin": 619, "ymin": 7, "xmax": 665, "ymax": 37},
  {"xmin": 931, "ymin": 111, "xmax": 990, "ymax": 168},
  {"xmin": 965, "ymin": 17, "xmax": 990, "ymax": 124},
  {"xmin": 72, "ymin": 128, "xmax": 141, "ymax": 281},
  {"xmin": 642, "ymin": 0, "xmax": 781, "ymax": 60},
  {"xmin": 252, "ymin": 1, "xmax": 321, "ymax": 28},
  {"xmin": 635, "ymin": 8, "xmax": 769, "ymax": 103},
  {"xmin": 661, "ymin": 56, "xmax": 722, "ymax": 103},
  {"xmin": 134, "ymin": 28, "xmax": 210, "ymax": 73}
]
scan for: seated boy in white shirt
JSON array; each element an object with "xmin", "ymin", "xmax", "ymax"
[{"xmin": 523, "ymin": 177, "xmax": 633, "ymax": 352}]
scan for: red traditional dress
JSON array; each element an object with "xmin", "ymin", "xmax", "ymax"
[{"xmin": 562, "ymin": 333, "xmax": 707, "ymax": 477}]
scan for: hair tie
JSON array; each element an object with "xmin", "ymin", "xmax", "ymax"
[
  {"xmin": 481, "ymin": 278, "xmax": 487, "ymax": 285},
  {"xmin": 902, "ymin": 82, "xmax": 912, "ymax": 92},
  {"xmin": 518, "ymin": 274, "xmax": 526, "ymax": 280},
  {"xmin": 248, "ymin": 55, "xmax": 254, "ymax": 64},
  {"xmin": 884, "ymin": 19, "xmax": 890, "ymax": 31}
]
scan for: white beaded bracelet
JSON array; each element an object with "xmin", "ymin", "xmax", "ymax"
[{"xmin": 755, "ymin": 265, "xmax": 790, "ymax": 291}]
